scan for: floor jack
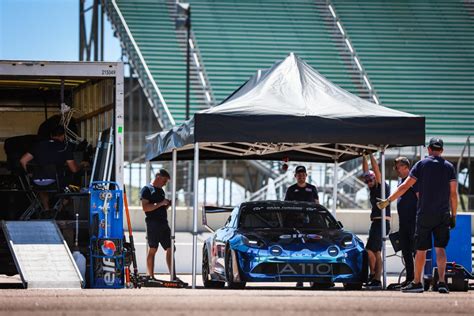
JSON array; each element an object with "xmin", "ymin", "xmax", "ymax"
[{"xmin": 123, "ymin": 191, "xmax": 187, "ymax": 289}]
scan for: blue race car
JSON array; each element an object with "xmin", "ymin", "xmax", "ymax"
[{"xmin": 202, "ymin": 200, "xmax": 368, "ymax": 290}]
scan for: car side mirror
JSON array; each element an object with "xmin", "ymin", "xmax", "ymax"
[{"xmin": 337, "ymin": 221, "xmax": 344, "ymax": 228}]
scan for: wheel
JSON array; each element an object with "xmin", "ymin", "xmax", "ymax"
[
  {"xmin": 310, "ymin": 282, "xmax": 334, "ymax": 290},
  {"xmin": 225, "ymin": 248, "xmax": 246, "ymax": 289},
  {"xmin": 202, "ymin": 246, "xmax": 225, "ymax": 289},
  {"xmin": 343, "ymin": 282, "xmax": 363, "ymax": 290}
]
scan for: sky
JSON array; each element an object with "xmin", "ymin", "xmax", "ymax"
[{"xmin": 0, "ymin": 0, "xmax": 121, "ymax": 61}]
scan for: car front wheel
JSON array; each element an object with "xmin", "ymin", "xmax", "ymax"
[
  {"xmin": 225, "ymin": 248, "xmax": 246, "ymax": 289},
  {"xmin": 202, "ymin": 246, "xmax": 225, "ymax": 289}
]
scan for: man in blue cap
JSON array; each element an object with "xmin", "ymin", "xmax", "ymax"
[{"xmin": 377, "ymin": 137, "xmax": 458, "ymax": 294}]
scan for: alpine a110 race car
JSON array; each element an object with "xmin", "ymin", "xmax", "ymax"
[{"xmin": 202, "ymin": 200, "xmax": 368, "ymax": 290}]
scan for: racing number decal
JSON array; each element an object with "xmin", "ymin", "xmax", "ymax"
[{"xmin": 278, "ymin": 263, "xmax": 332, "ymax": 275}]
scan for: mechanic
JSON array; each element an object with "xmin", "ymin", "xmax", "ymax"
[
  {"xmin": 393, "ymin": 157, "xmax": 418, "ymax": 288},
  {"xmin": 19, "ymin": 125, "xmax": 81, "ymax": 209},
  {"xmin": 140, "ymin": 169, "xmax": 176, "ymax": 280},
  {"xmin": 362, "ymin": 153, "xmax": 391, "ymax": 289},
  {"xmin": 377, "ymin": 138, "xmax": 457, "ymax": 294},
  {"xmin": 284, "ymin": 165, "xmax": 319, "ymax": 203},
  {"xmin": 284, "ymin": 165, "xmax": 319, "ymax": 288}
]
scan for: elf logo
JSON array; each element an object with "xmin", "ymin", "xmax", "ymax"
[{"xmin": 101, "ymin": 240, "xmax": 116, "ymax": 286}]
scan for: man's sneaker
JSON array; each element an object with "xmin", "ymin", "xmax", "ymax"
[
  {"xmin": 364, "ymin": 274, "xmax": 375, "ymax": 285},
  {"xmin": 296, "ymin": 282, "xmax": 304, "ymax": 288},
  {"xmin": 399, "ymin": 279, "xmax": 414, "ymax": 288},
  {"xmin": 401, "ymin": 282, "xmax": 423, "ymax": 293},
  {"xmin": 437, "ymin": 282, "xmax": 449, "ymax": 294},
  {"xmin": 365, "ymin": 279, "xmax": 382, "ymax": 290}
]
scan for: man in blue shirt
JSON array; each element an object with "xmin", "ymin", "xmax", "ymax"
[
  {"xmin": 362, "ymin": 154, "xmax": 391, "ymax": 289},
  {"xmin": 393, "ymin": 157, "xmax": 418, "ymax": 287},
  {"xmin": 377, "ymin": 138, "xmax": 458, "ymax": 294}
]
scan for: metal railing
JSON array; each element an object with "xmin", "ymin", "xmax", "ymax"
[
  {"xmin": 104, "ymin": 0, "xmax": 175, "ymax": 129},
  {"xmin": 247, "ymin": 172, "xmax": 292, "ymax": 201},
  {"xmin": 169, "ymin": 0, "xmax": 216, "ymax": 108},
  {"xmin": 188, "ymin": 33, "xmax": 216, "ymax": 107},
  {"xmin": 324, "ymin": 0, "xmax": 380, "ymax": 104}
]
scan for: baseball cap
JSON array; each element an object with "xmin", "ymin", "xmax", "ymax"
[
  {"xmin": 156, "ymin": 169, "xmax": 170, "ymax": 179},
  {"xmin": 362, "ymin": 170, "xmax": 376, "ymax": 182},
  {"xmin": 428, "ymin": 137, "xmax": 444, "ymax": 150},
  {"xmin": 294, "ymin": 165, "xmax": 307, "ymax": 174}
]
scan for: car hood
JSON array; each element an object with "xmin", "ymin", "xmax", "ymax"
[{"xmin": 237, "ymin": 228, "xmax": 356, "ymax": 251}]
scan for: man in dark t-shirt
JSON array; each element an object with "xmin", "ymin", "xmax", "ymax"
[
  {"xmin": 20, "ymin": 125, "xmax": 80, "ymax": 209},
  {"xmin": 393, "ymin": 157, "xmax": 418, "ymax": 287},
  {"xmin": 284, "ymin": 166, "xmax": 319, "ymax": 203},
  {"xmin": 362, "ymin": 154, "xmax": 391, "ymax": 289},
  {"xmin": 140, "ymin": 169, "xmax": 173, "ymax": 279},
  {"xmin": 284, "ymin": 165, "xmax": 319, "ymax": 288},
  {"xmin": 377, "ymin": 138, "xmax": 458, "ymax": 294}
]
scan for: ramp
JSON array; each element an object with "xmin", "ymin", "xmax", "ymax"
[{"xmin": 2, "ymin": 221, "xmax": 83, "ymax": 289}]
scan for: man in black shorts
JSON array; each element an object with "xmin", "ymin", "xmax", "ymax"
[
  {"xmin": 362, "ymin": 154, "xmax": 390, "ymax": 289},
  {"xmin": 140, "ymin": 169, "xmax": 173, "ymax": 279},
  {"xmin": 393, "ymin": 157, "xmax": 418, "ymax": 287},
  {"xmin": 20, "ymin": 125, "xmax": 81, "ymax": 209},
  {"xmin": 285, "ymin": 165, "xmax": 319, "ymax": 287},
  {"xmin": 377, "ymin": 138, "xmax": 458, "ymax": 293}
]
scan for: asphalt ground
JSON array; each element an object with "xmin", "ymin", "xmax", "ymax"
[{"xmin": 0, "ymin": 275, "xmax": 473, "ymax": 316}]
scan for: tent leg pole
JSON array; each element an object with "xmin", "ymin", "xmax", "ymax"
[
  {"xmin": 380, "ymin": 147, "xmax": 387, "ymax": 290},
  {"xmin": 332, "ymin": 159, "xmax": 338, "ymax": 218},
  {"xmin": 204, "ymin": 163, "xmax": 207, "ymax": 206},
  {"xmin": 170, "ymin": 149, "xmax": 177, "ymax": 281},
  {"xmin": 192, "ymin": 143, "xmax": 200, "ymax": 289},
  {"xmin": 223, "ymin": 160, "xmax": 227, "ymax": 205},
  {"xmin": 146, "ymin": 161, "xmax": 151, "ymax": 184}
]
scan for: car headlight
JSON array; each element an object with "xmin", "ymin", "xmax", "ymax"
[
  {"xmin": 327, "ymin": 246, "xmax": 339, "ymax": 256},
  {"xmin": 341, "ymin": 235, "xmax": 356, "ymax": 248},
  {"xmin": 242, "ymin": 235, "xmax": 266, "ymax": 248}
]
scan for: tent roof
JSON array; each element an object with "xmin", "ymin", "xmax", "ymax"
[{"xmin": 146, "ymin": 53, "xmax": 425, "ymax": 162}]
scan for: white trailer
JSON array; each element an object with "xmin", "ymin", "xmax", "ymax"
[
  {"xmin": 0, "ymin": 61, "xmax": 124, "ymax": 281},
  {"xmin": 0, "ymin": 60, "xmax": 124, "ymax": 187}
]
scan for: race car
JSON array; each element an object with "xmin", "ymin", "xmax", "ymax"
[{"xmin": 201, "ymin": 200, "xmax": 368, "ymax": 290}]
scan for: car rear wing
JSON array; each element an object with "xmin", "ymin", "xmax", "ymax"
[{"xmin": 202, "ymin": 205, "xmax": 234, "ymax": 233}]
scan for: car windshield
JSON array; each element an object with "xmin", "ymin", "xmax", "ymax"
[{"xmin": 238, "ymin": 206, "xmax": 339, "ymax": 230}]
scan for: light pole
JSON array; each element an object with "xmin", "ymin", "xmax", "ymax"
[
  {"xmin": 176, "ymin": 2, "xmax": 191, "ymax": 120},
  {"xmin": 176, "ymin": 3, "xmax": 193, "ymax": 207}
]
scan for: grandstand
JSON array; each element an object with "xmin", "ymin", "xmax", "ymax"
[
  {"xmin": 104, "ymin": 0, "xmax": 474, "ymax": 204},
  {"xmin": 189, "ymin": 0, "xmax": 371, "ymax": 103},
  {"xmin": 332, "ymin": 0, "xmax": 474, "ymax": 153},
  {"xmin": 107, "ymin": 0, "xmax": 473, "ymax": 153},
  {"xmin": 107, "ymin": 0, "xmax": 372, "ymax": 126}
]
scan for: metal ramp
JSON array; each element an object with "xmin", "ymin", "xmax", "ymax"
[{"xmin": 2, "ymin": 221, "xmax": 83, "ymax": 289}]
